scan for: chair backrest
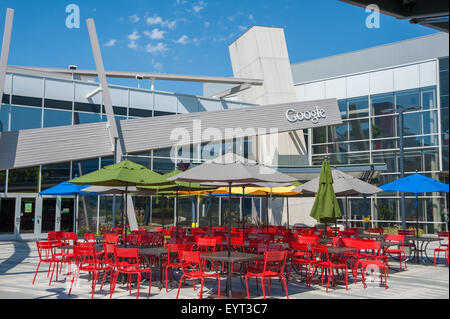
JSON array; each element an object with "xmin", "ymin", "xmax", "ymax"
[
  {"xmin": 178, "ymin": 250, "xmax": 204, "ymax": 272},
  {"xmin": 114, "ymin": 247, "xmax": 140, "ymax": 268},
  {"xmin": 36, "ymin": 241, "xmax": 55, "ymax": 261},
  {"xmin": 438, "ymin": 231, "xmax": 449, "ymax": 239},
  {"xmin": 354, "ymin": 240, "xmax": 382, "ymax": 260},
  {"xmin": 311, "ymin": 244, "xmax": 330, "ymax": 263},
  {"xmin": 385, "ymin": 234, "xmax": 404, "ymax": 242},
  {"xmin": 73, "ymin": 243, "xmax": 98, "ymax": 267},
  {"xmin": 229, "ymin": 236, "xmax": 244, "ymax": 246},
  {"xmin": 368, "ymin": 228, "xmax": 384, "ymax": 234},
  {"xmin": 197, "ymin": 237, "xmax": 218, "ymax": 252},
  {"xmin": 398, "ymin": 229, "xmax": 415, "ymax": 236},
  {"xmin": 84, "ymin": 233, "xmax": 96, "ymax": 242},
  {"xmin": 48, "ymin": 231, "xmax": 63, "ymax": 241},
  {"xmin": 62, "ymin": 232, "xmax": 78, "ymax": 245},
  {"xmin": 103, "ymin": 243, "xmax": 117, "ymax": 266},
  {"xmin": 104, "ymin": 233, "xmax": 119, "ymax": 245},
  {"xmin": 262, "ymin": 250, "xmax": 288, "ymax": 274},
  {"xmin": 339, "ymin": 230, "xmax": 356, "ymax": 238},
  {"xmin": 289, "ymin": 242, "xmax": 310, "ymax": 257},
  {"xmin": 126, "ymin": 234, "xmax": 141, "ymax": 246},
  {"xmin": 167, "ymin": 243, "xmax": 193, "ymax": 263}
]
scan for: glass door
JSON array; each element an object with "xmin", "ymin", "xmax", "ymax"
[
  {"xmin": 60, "ymin": 198, "xmax": 74, "ymax": 232},
  {"xmin": 19, "ymin": 198, "xmax": 36, "ymax": 234},
  {"xmin": 0, "ymin": 197, "xmax": 16, "ymax": 235},
  {"xmin": 42, "ymin": 198, "xmax": 57, "ymax": 233}
]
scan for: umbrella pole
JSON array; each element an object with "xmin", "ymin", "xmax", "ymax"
[
  {"xmin": 176, "ymin": 188, "xmax": 179, "ymax": 239},
  {"xmin": 345, "ymin": 196, "xmax": 349, "ymax": 229},
  {"xmin": 209, "ymin": 192, "xmax": 212, "ymax": 228},
  {"xmin": 162, "ymin": 196, "xmax": 166, "ymax": 230},
  {"xmin": 227, "ymin": 182, "xmax": 232, "ymax": 298},
  {"xmin": 124, "ymin": 185, "xmax": 128, "ymax": 246},
  {"xmin": 242, "ymin": 187, "xmax": 246, "ymax": 238},
  {"xmin": 266, "ymin": 193, "xmax": 269, "ymax": 232},
  {"xmin": 286, "ymin": 197, "xmax": 290, "ymax": 230},
  {"xmin": 415, "ymin": 193, "xmax": 420, "ymax": 262}
]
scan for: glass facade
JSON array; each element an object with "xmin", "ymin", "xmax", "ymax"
[{"xmin": 311, "ymin": 84, "xmax": 447, "ymax": 233}]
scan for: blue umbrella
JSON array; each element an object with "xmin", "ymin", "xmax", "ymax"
[
  {"xmin": 380, "ymin": 173, "xmax": 449, "ymax": 261},
  {"xmin": 39, "ymin": 181, "xmax": 100, "ymax": 196}
]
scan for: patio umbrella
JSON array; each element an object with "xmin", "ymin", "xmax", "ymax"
[
  {"xmin": 139, "ymin": 170, "xmax": 217, "ymax": 236},
  {"xmin": 379, "ymin": 173, "xmax": 449, "ymax": 261},
  {"xmin": 168, "ymin": 152, "xmax": 296, "ymax": 298},
  {"xmin": 294, "ymin": 169, "xmax": 382, "ymax": 229},
  {"xmin": 39, "ymin": 182, "xmax": 101, "ymax": 234},
  {"xmin": 309, "ymin": 161, "xmax": 342, "ymax": 240},
  {"xmin": 70, "ymin": 160, "xmax": 167, "ymax": 245}
]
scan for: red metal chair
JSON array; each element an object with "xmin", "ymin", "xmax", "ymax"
[
  {"xmin": 434, "ymin": 232, "xmax": 449, "ymax": 266},
  {"xmin": 368, "ymin": 228, "xmax": 384, "ymax": 234},
  {"xmin": 245, "ymin": 250, "xmax": 289, "ymax": 299},
  {"xmin": 308, "ymin": 244, "xmax": 348, "ymax": 293},
  {"xmin": 163, "ymin": 243, "xmax": 193, "ymax": 292},
  {"xmin": 353, "ymin": 241, "xmax": 389, "ymax": 289},
  {"xmin": 69, "ymin": 243, "xmax": 111, "ymax": 299},
  {"xmin": 33, "ymin": 241, "xmax": 59, "ymax": 286},
  {"xmin": 104, "ymin": 233, "xmax": 120, "ymax": 245},
  {"xmin": 385, "ymin": 235, "xmax": 407, "ymax": 270},
  {"xmin": 176, "ymin": 250, "xmax": 221, "ymax": 299},
  {"xmin": 84, "ymin": 233, "xmax": 96, "ymax": 243},
  {"xmin": 109, "ymin": 246, "xmax": 153, "ymax": 299},
  {"xmin": 287, "ymin": 242, "xmax": 315, "ymax": 284},
  {"xmin": 197, "ymin": 237, "xmax": 223, "ymax": 271}
]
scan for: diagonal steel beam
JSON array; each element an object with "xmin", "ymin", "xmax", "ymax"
[{"xmin": 0, "ymin": 8, "xmax": 14, "ymax": 102}]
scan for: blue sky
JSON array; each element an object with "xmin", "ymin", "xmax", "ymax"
[{"xmin": 0, "ymin": 0, "xmax": 438, "ymax": 96}]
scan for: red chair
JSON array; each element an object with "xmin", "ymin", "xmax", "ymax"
[
  {"xmin": 176, "ymin": 250, "xmax": 221, "ymax": 299},
  {"xmin": 69, "ymin": 243, "xmax": 111, "ymax": 299},
  {"xmin": 368, "ymin": 228, "xmax": 384, "ymax": 234},
  {"xmin": 397, "ymin": 229, "xmax": 417, "ymax": 252},
  {"xmin": 33, "ymin": 241, "xmax": 59, "ymax": 286},
  {"xmin": 227, "ymin": 236, "xmax": 245, "ymax": 253},
  {"xmin": 110, "ymin": 247, "xmax": 153, "ymax": 299},
  {"xmin": 354, "ymin": 241, "xmax": 389, "ymax": 289},
  {"xmin": 104, "ymin": 233, "xmax": 119, "ymax": 245},
  {"xmin": 84, "ymin": 233, "xmax": 96, "ymax": 243},
  {"xmin": 245, "ymin": 250, "xmax": 289, "ymax": 299},
  {"xmin": 287, "ymin": 242, "xmax": 315, "ymax": 283},
  {"xmin": 308, "ymin": 244, "xmax": 348, "ymax": 293},
  {"xmin": 434, "ymin": 232, "xmax": 449, "ymax": 266},
  {"xmin": 385, "ymin": 235, "xmax": 407, "ymax": 270},
  {"xmin": 163, "ymin": 243, "xmax": 193, "ymax": 292},
  {"xmin": 197, "ymin": 237, "xmax": 222, "ymax": 271}
]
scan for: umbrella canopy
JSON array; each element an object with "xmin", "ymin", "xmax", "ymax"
[
  {"xmin": 82, "ymin": 185, "xmax": 157, "ymax": 195},
  {"xmin": 294, "ymin": 169, "xmax": 382, "ymax": 196},
  {"xmin": 70, "ymin": 160, "xmax": 167, "ymax": 187},
  {"xmin": 379, "ymin": 173, "xmax": 449, "ymax": 194},
  {"xmin": 309, "ymin": 161, "xmax": 342, "ymax": 224},
  {"xmin": 168, "ymin": 153, "xmax": 296, "ymax": 184},
  {"xmin": 39, "ymin": 181, "xmax": 100, "ymax": 196}
]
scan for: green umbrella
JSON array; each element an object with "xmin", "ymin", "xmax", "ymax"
[
  {"xmin": 70, "ymin": 160, "xmax": 167, "ymax": 245},
  {"xmin": 309, "ymin": 161, "xmax": 342, "ymax": 238}
]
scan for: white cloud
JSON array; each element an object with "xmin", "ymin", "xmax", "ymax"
[
  {"xmin": 145, "ymin": 42, "xmax": 168, "ymax": 54},
  {"xmin": 146, "ymin": 15, "xmax": 177, "ymax": 30},
  {"xmin": 152, "ymin": 59, "xmax": 163, "ymax": 72},
  {"xmin": 143, "ymin": 28, "xmax": 166, "ymax": 40},
  {"xmin": 128, "ymin": 41, "xmax": 138, "ymax": 49},
  {"xmin": 249, "ymin": 14, "xmax": 255, "ymax": 21},
  {"xmin": 104, "ymin": 39, "xmax": 117, "ymax": 47},
  {"xmin": 238, "ymin": 25, "xmax": 247, "ymax": 32},
  {"xmin": 176, "ymin": 0, "xmax": 187, "ymax": 4},
  {"xmin": 129, "ymin": 14, "xmax": 140, "ymax": 23},
  {"xmin": 204, "ymin": 21, "xmax": 210, "ymax": 28},
  {"xmin": 173, "ymin": 35, "xmax": 189, "ymax": 45},
  {"xmin": 128, "ymin": 31, "xmax": 141, "ymax": 41},
  {"xmin": 192, "ymin": 1, "xmax": 207, "ymax": 13}
]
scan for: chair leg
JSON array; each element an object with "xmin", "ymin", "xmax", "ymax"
[
  {"xmin": 261, "ymin": 278, "xmax": 266, "ymax": 299},
  {"xmin": 245, "ymin": 275, "xmax": 250, "ymax": 299},
  {"xmin": 176, "ymin": 275, "xmax": 184, "ymax": 299},
  {"xmin": 136, "ymin": 273, "xmax": 141, "ymax": 299},
  {"xmin": 217, "ymin": 276, "xmax": 221, "ymax": 299},
  {"xmin": 199, "ymin": 278, "xmax": 204, "ymax": 299},
  {"xmin": 281, "ymin": 276, "xmax": 289, "ymax": 299},
  {"xmin": 148, "ymin": 271, "xmax": 152, "ymax": 297},
  {"xmin": 32, "ymin": 261, "xmax": 41, "ymax": 285}
]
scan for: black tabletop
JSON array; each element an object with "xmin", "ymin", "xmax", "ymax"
[{"xmin": 201, "ymin": 251, "xmax": 264, "ymax": 263}]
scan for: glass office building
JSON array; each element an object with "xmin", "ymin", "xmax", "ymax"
[{"xmin": 292, "ymin": 34, "xmax": 449, "ymax": 233}]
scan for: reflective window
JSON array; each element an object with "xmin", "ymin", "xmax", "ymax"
[
  {"xmin": 348, "ymin": 118, "xmax": 369, "ymax": 141},
  {"xmin": 152, "ymin": 157, "xmax": 175, "ymax": 174},
  {"xmin": 396, "ymin": 89, "xmax": 420, "ymax": 111},
  {"xmin": 338, "ymin": 100, "xmax": 348, "ymax": 119},
  {"xmin": 77, "ymin": 196, "xmax": 98, "ymax": 234},
  {"xmin": 421, "ymin": 87, "xmax": 436, "ymax": 110},
  {"xmin": 41, "ymin": 162, "xmax": 71, "ymax": 191},
  {"xmin": 0, "ymin": 170, "xmax": 6, "ymax": 192},
  {"xmin": 372, "ymin": 115, "xmax": 396, "ymax": 138},
  {"xmin": 329, "ymin": 123, "xmax": 348, "ymax": 142},
  {"xmin": 403, "ymin": 112, "xmax": 421, "ymax": 136},
  {"xmin": 126, "ymin": 156, "xmax": 152, "ymax": 169},
  {"xmin": 43, "ymin": 109, "xmax": 72, "ymax": 128},
  {"xmin": 348, "ymin": 96, "xmax": 369, "ymax": 118},
  {"xmin": 72, "ymin": 159, "xmax": 100, "ymax": 179},
  {"xmin": 10, "ymin": 105, "xmax": 42, "ymax": 131},
  {"xmin": 7, "ymin": 167, "xmax": 39, "ymax": 193},
  {"xmin": 152, "ymin": 196, "xmax": 174, "ymax": 227},
  {"xmin": 0, "ymin": 104, "xmax": 9, "ymax": 132},
  {"xmin": 371, "ymin": 93, "xmax": 394, "ymax": 116},
  {"xmin": 372, "ymin": 151, "xmax": 398, "ymax": 173},
  {"xmin": 74, "ymin": 112, "xmax": 103, "ymax": 124}
]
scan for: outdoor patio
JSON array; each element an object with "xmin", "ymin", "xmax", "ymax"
[{"xmin": 0, "ymin": 240, "xmax": 448, "ymax": 299}]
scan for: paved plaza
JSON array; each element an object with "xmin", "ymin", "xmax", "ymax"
[{"xmin": 0, "ymin": 241, "xmax": 448, "ymax": 300}]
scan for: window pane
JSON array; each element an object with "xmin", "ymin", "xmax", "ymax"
[
  {"xmin": 43, "ymin": 109, "xmax": 72, "ymax": 128},
  {"xmin": 328, "ymin": 123, "xmax": 347, "ymax": 142},
  {"xmin": 372, "ymin": 151, "xmax": 398, "ymax": 173},
  {"xmin": 41, "ymin": 162, "xmax": 71, "ymax": 191},
  {"xmin": 403, "ymin": 112, "xmax": 421, "ymax": 136},
  {"xmin": 348, "ymin": 118, "xmax": 369, "ymax": 140},
  {"xmin": 348, "ymin": 96, "xmax": 369, "ymax": 118},
  {"xmin": 422, "ymin": 110, "xmax": 439, "ymax": 135},
  {"xmin": 10, "ymin": 105, "xmax": 41, "ymax": 131},
  {"xmin": 372, "ymin": 139, "xmax": 397, "ymax": 151},
  {"xmin": 421, "ymin": 87, "xmax": 436, "ymax": 110},
  {"xmin": 372, "ymin": 115, "xmax": 396, "ymax": 138},
  {"xmin": 152, "ymin": 157, "xmax": 174, "ymax": 174},
  {"xmin": 0, "ymin": 104, "xmax": 9, "ymax": 132},
  {"xmin": 0, "ymin": 170, "xmax": 6, "ymax": 192},
  {"xmin": 72, "ymin": 159, "xmax": 99, "ymax": 179},
  {"xmin": 338, "ymin": 99, "xmax": 348, "ymax": 119},
  {"xmin": 74, "ymin": 112, "xmax": 103, "ymax": 124},
  {"xmin": 77, "ymin": 196, "xmax": 98, "ymax": 235},
  {"xmin": 8, "ymin": 167, "xmax": 39, "ymax": 193},
  {"xmin": 371, "ymin": 93, "xmax": 394, "ymax": 116},
  {"xmin": 152, "ymin": 196, "xmax": 174, "ymax": 227},
  {"xmin": 396, "ymin": 89, "xmax": 420, "ymax": 111},
  {"xmin": 312, "ymin": 126, "xmax": 326, "ymax": 144}
]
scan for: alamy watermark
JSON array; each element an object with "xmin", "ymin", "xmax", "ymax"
[
  {"xmin": 365, "ymin": 4, "xmax": 380, "ymax": 29},
  {"xmin": 65, "ymin": 4, "xmax": 80, "ymax": 29}
]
